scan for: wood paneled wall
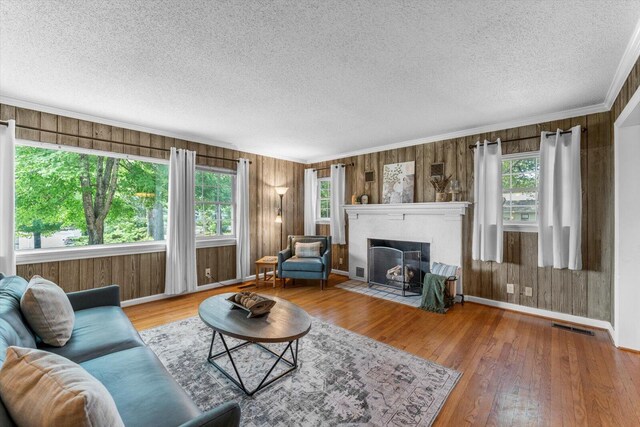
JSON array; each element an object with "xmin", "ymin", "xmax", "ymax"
[
  {"xmin": 5, "ymin": 55, "xmax": 638, "ymax": 311},
  {"xmin": 310, "ymin": 112, "xmax": 614, "ymax": 321},
  {"xmin": 2, "ymin": 103, "xmax": 305, "ymax": 300}
]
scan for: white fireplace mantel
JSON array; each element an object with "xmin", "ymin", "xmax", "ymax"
[
  {"xmin": 344, "ymin": 202, "xmax": 471, "ymax": 293},
  {"xmin": 345, "ymin": 202, "xmax": 471, "ymax": 220}
]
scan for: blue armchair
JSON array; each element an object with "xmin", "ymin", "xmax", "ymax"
[{"xmin": 278, "ymin": 235, "xmax": 332, "ymax": 290}]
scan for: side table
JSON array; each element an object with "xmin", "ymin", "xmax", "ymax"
[{"xmin": 255, "ymin": 256, "xmax": 278, "ymax": 287}]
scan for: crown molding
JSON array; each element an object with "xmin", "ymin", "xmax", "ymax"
[
  {"xmin": 604, "ymin": 18, "xmax": 640, "ymax": 109},
  {"xmin": 1, "ymin": 94, "xmax": 607, "ymax": 166},
  {"xmin": 304, "ymin": 102, "xmax": 608, "ymax": 164},
  {"xmin": 0, "ymin": 95, "xmax": 237, "ymax": 149},
  {"xmin": 0, "ymin": 95, "xmax": 308, "ymax": 164}
]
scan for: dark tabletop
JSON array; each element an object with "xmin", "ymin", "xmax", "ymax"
[{"xmin": 198, "ymin": 293, "xmax": 312, "ymax": 343}]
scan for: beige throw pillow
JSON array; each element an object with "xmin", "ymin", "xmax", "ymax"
[
  {"xmin": 295, "ymin": 241, "xmax": 322, "ymax": 257},
  {"xmin": 20, "ymin": 276, "xmax": 75, "ymax": 346},
  {"xmin": 0, "ymin": 347, "xmax": 124, "ymax": 427}
]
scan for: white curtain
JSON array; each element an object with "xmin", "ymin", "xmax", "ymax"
[
  {"xmin": 330, "ymin": 164, "xmax": 346, "ymax": 245},
  {"xmin": 236, "ymin": 158, "xmax": 251, "ymax": 280},
  {"xmin": 304, "ymin": 168, "xmax": 318, "ymax": 235},
  {"xmin": 472, "ymin": 139, "xmax": 503, "ymax": 263},
  {"xmin": 0, "ymin": 120, "xmax": 16, "ymax": 275},
  {"xmin": 538, "ymin": 126, "xmax": 582, "ymax": 270},
  {"xmin": 165, "ymin": 148, "xmax": 197, "ymax": 295}
]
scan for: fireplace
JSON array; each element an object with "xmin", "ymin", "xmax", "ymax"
[
  {"xmin": 367, "ymin": 239, "xmax": 430, "ymax": 296},
  {"xmin": 345, "ymin": 203, "xmax": 470, "ymax": 295}
]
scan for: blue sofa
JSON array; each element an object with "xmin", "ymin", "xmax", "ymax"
[
  {"xmin": 278, "ymin": 235, "xmax": 332, "ymax": 290},
  {"xmin": 0, "ymin": 275, "xmax": 240, "ymax": 427}
]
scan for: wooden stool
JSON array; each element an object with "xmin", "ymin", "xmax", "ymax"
[{"xmin": 255, "ymin": 256, "xmax": 278, "ymax": 288}]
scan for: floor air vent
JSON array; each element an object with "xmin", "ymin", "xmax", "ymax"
[
  {"xmin": 552, "ymin": 323, "xmax": 595, "ymax": 336},
  {"xmin": 355, "ymin": 267, "xmax": 365, "ymax": 278}
]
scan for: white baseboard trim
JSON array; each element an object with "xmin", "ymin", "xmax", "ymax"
[
  {"xmin": 331, "ymin": 269, "xmax": 350, "ymax": 276},
  {"xmin": 465, "ymin": 296, "xmax": 614, "ymax": 334},
  {"xmin": 121, "ymin": 276, "xmax": 249, "ymax": 307}
]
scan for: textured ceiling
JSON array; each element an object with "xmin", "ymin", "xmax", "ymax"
[{"xmin": 1, "ymin": 0, "xmax": 639, "ymax": 162}]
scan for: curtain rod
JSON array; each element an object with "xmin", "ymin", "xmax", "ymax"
[
  {"xmin": 467, "ymin": 128, "xmax": 587, "ymax": 150},
  {"xmin": 313, "ymin": 162, "xmax": 355, "ymax": 172},
  {"xmin": 0, "ymin": 120, "xmax": 250, "ymax": 164}
]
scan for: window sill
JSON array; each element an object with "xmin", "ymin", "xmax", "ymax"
[
  {"xmin": 504, "ymin": 223, "xmax": 538, "ymax": 233},
  {"xmin": 16, "ymin": 241, "xmax": 167, "ymax": 265},
  {"xmin": 196, "ymin": 237, "xmax": 236, "ymax": 249},
  {"xmin": 315, "ymin": 219, "xmax": 331, "ymax": 225},
  {"xmin": 16, "ymin": 237, "xmax": 238, "ymax": 264}
]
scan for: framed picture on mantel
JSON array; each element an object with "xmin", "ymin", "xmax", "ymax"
[{"xmin": 382, "ymin": 161, "xmax": 415, "ymax": 204}]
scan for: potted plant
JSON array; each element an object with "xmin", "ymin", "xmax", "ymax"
[{"xmin": 430, "ymin": 174, "xmax": 452, "ymax": 202}]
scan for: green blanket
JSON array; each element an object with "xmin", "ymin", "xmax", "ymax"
[{"xmin": 420, "ymin": 273, "xmax": 449, "ymax": 314}]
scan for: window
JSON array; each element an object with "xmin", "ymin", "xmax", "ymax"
[
  {"xmin": 502, "ymin": 152, "xmax": 539, "ymax": 231},
  {"xmin": 15, "ymin": 144, "xmax": 168, "ymax": 250},
  {"xmin": 317, "ymin": 178, "xmax": 331, "ymax": 222},
  {"xmin": 195, "ymin": 168, "xmax": 235, "ymax": 237}
]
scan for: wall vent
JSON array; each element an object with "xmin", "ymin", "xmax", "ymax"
[
  {"xmin": 552, "ymin": 323, "xmax": 595, "ymax": 336},
  {"xmin": 355, "ymin": 267, "xmax": 365, "ymax": 278}
]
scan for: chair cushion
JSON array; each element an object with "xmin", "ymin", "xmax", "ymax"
[
  {"xmin": 295, "ymin": 241, "xmax": 321, "ymax": 257},
  {"xmin": 290, "ymin": 236, "xmax": 327, "ymax": 256},
  {"xmin": 0, "ymin": 346, "xmax": 124, "ymax": 427},
  {"xmin": 282, "ymin": 256, "xmax": 324, "ymax": 272},
  {"xmin": 431, "ymin": 262, "xmax": 458, "ymax": 278},
  {"xmin": 81, "ymin": 346, "xmax": 201, "ymax": 427},
  {"xmin": 21, "ymin": 276, "xmax": 75, "ymax": 347},
  {"xmin": 40, "ymin": 306, "xmax": 144, "ymax": 363}
]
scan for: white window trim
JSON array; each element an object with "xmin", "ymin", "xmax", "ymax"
[
  {"xmin": 502, "ymin": 151, "xmax": 540, "ymax": 233},
  {"xmin": 316, "ymin": 177, "xmax": 331, "ymax": 224},
  {"xmin": 504, "ymin": 223, "xmax": 538, "ymax": 233},
  {"xmin": 14, "ymin": 139, "xmax": 238, "ymax": 264},
  {"xmin": 16, "ymin": 138, "xmax": 169, "ymax": 165},
  {"xmin": 195, "ymin": 165, "xmax": 237, "ymax": 238}
]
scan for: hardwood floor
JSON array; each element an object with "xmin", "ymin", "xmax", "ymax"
[{"xmin": 124, "ymin": 275, "xmax": 640, "ymax": 426}]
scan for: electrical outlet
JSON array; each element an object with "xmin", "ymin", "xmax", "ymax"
[
  {"xmin": 506, "ymin": 283, "xmax": 515, "ymax": 294},
  {"xmin": 205, "ymin": 268, "xmax": 211, "ymax": 278},
  {"xmin": 524, "ymin": 287, "xmax": 533, "ymax": 297},
  {"xmin": 339, "ymin": 257, "xmax": 343, "ymax": 264}
]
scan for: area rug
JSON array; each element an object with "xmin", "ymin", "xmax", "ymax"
[
  {"xmin": 140, "ymin": 316, "xmax": 461, "ymax": 426},
  {"xmin": 336, "ymin": 279, "xmax": 422, "ymax": 308}
]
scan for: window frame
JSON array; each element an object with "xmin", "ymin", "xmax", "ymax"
[
  {"xmin": 502, "ymin": 151, "xmax": 540, "ymax": 233},
  {"xmin": 14, "ymin": 138, "xmax": 235, "ymax": 265},
  {"xmin": 194, "ymin": 165, "xmax": 237, "ymax": 243},
  {"xmin": 316, "ymin": 177, "xmax": 331, "ymax": 224}
]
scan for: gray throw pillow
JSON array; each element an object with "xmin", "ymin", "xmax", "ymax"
[
  {"xmin": 20, "ymin": 276, "xmax": 75, "ymax": 347},
  {"xmin": 295, "ymin": 241, "xmax": 321, "ymax": 257},
  {"xmin": 0, "ymin": 346, "xmax": 124, "ymax": 427}
]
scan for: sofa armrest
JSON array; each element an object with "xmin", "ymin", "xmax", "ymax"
[
  {"xmin": 322, "ymin": 249, "xmax": 332, "ymax": 279},
  {"xmin": 179, "ymin": 402, "xmax": 241, "ymax": 427},
  {"xmin": 278, "ymin": 248, "xmax": 292, "ymax": 277},
  {"xmin": 67, "ymin": 285, "xmax": 121, "ymax": 311}
]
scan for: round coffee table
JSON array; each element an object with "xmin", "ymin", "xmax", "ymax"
[{"xmin": 198, "ymin": 293, "xmax": 311, "ymax": 396}]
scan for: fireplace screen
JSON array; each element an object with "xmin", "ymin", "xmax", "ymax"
[{"xmin": 368, "ymin": 246, "xmax": 422, "ymax": 296}]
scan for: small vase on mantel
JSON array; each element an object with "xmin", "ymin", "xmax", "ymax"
[{"xmin": 435, "ymin": 192, "xmax": 448, "ymax": 202}]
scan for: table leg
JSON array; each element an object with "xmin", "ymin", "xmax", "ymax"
[
  {"xmin": 272, "ymin": 266, "xmax": 276, "ymax": 288},
  {"xmin": 206, "ymin": 333, "xmax": 300, "ymax": 396}
]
